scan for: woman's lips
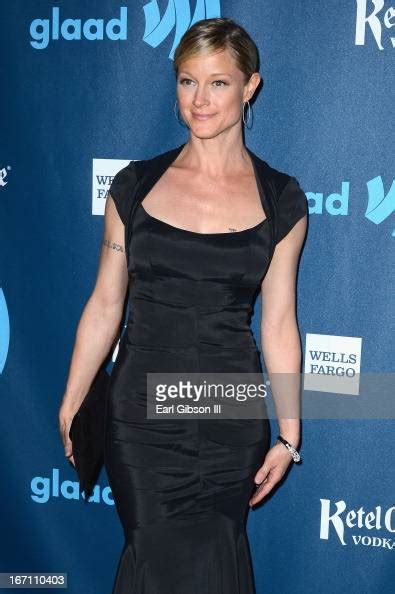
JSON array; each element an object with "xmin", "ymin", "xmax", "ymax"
[{"xmin": 192, "ymin": 113, "xmax": 215, "ymax": 120}]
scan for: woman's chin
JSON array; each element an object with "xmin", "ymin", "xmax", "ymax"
[{"xmin": 188, "ymin": 123, "xmax": 223, "ymax": 139}]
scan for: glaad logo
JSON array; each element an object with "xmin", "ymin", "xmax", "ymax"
[
  {"xmin": 306, "ymin": 182, "xmax": 351, "ymax": 216},
  {"xmin": 355, "ymin": 0, "xmax": 395, "ymax": 49},
  {"xmin": 306, "ymin": 175, "xmax": 395, "ymax": 236},
  {"xmin": 30, "ymin": 2, "xmax": 222, "ymax": 57},
  {"xmin": 364, "ymin": 176, "xmax": 395, "ymax": 236},
  {"xmin": 143, "ymin": 0, "xmax": 221, "ymax": 60},
  {"xmin": 0, "ymin": 165, "xmax": 11, "ymax": 187},
  {"xmin": 30, "ymin": 6, "xmax": 127, "ymax": 50},
  {"xmin": 320, "ymin": 498, "xmax": 395, "ymax": 549},
  {"xmin": 30, "ymin": 468, "xmax": 114, "ymax": 505},
  {"xmin": 0, "ymin": 289, "xmax": 10, "ymax": 374}
]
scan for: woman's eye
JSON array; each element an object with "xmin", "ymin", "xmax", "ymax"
[{"xmin": 178, "ymin": 78, "xmax": 228, "ymax": 87}]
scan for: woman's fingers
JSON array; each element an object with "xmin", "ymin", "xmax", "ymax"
[
  {"xmin": 59, "ymin": 415, "xmax": 75, "ymax": 467},
  {"xmin": 249, "ymin": 468, "xmax": 282, "ymax": 506},
  {"xmin": 64, "ymin": 439, "xmax": 75, "ymax": 467},
  {"xmin": 253, "ymin": 460, "xmax": 270, "ymax": 485},
  {"xmin": 248, "ymin": 445, "xmax": 293, "ymax": 507}
]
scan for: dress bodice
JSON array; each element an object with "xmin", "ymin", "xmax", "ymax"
[{"xmin": 123, "ymin": 202, "xmax": 273, "ymax": 351}]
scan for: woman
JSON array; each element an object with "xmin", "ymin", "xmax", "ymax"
[{"xmin": 59, "ymin": 17, "xmax": 307, "ymax": 594}]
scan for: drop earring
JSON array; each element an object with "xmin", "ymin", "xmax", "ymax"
[{"xmin": 242, "ymin": 100, "xmax": 253, "ymax": 129}]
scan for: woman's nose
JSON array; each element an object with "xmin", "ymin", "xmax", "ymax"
[{"xmin": 192, "ymin": 87, "xmax": 209, "ymax": 107}]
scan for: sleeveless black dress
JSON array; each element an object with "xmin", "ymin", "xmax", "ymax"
[{"xmin": 103, "ymin": 143, "xmax": 308, "ymax": 594}]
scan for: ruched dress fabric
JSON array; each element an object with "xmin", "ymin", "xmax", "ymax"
[{"xmin": 103, "ymin": 144, "xmax": 308, "ymax": 594}]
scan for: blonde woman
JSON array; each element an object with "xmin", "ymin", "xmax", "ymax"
[{"xmin": 59, "ymin": 17, "xmax": 307, "ymax": 594}]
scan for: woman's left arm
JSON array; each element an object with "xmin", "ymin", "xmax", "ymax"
[{"xmin": 249, "ymin": 212, "xmax": 307, "ymax": 507}]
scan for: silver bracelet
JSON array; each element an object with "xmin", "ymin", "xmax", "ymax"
[{"xmin": 276, "ymin": 435, "xmax": 301, "ymax": 463}]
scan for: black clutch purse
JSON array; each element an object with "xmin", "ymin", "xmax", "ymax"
[{"xmin": 68, "ymin": 364, "xmax": 111, "ymax": 500}]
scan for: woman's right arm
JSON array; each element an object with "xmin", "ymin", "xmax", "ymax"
[{"xmin": 58, "ymin": 193, "xmax": 128, "ymax": 465}]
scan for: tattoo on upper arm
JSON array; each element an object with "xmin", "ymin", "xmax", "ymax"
[{"xmin": 103, "ymin": 238, "xmax": 125, "ymax": 253}]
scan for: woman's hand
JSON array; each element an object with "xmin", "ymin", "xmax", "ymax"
[
  {"xmin": 249, "ymin": 441, "xmax": 296, "ymax": 507},
  {"xmin": 58, "ymin": 404, "xmax": 77, "ymax": 468}
]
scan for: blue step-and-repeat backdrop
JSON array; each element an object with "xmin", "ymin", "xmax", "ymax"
[{"xmin": 1, "ymin": 1, "xmax": 394, "ymax": 593}]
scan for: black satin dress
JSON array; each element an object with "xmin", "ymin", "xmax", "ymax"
[{"xmin": 103, "ymin": 143, "xmax": 308, "ymax": 594}]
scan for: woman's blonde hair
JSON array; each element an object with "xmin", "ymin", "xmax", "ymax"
[{"xmin": 173, "ymin": 17, "xmax": 260, "ymax": 84}]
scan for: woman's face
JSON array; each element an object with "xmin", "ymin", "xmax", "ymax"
[{"xmin": 176, "ymin": 48, "xmax": 260, "ymax": 138}]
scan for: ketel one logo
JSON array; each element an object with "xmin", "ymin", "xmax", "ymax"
[
  {"xmin": 364, "ymin": 176, "xmax": 395, "ymax": 236},
  {"xmin": 0, "ymin": 166, "xmax": 11, "ymax": 187},
  {"xmin": 320, "ymin": 498, "xmax": 395, "ymax": 549},
  {"xmin": 142, "ymin": 0, "xmax": 221, "ymax": 60},
  {"xmin": 355, "ymin": 0, "xmax": 395, "ymax": 49}
]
